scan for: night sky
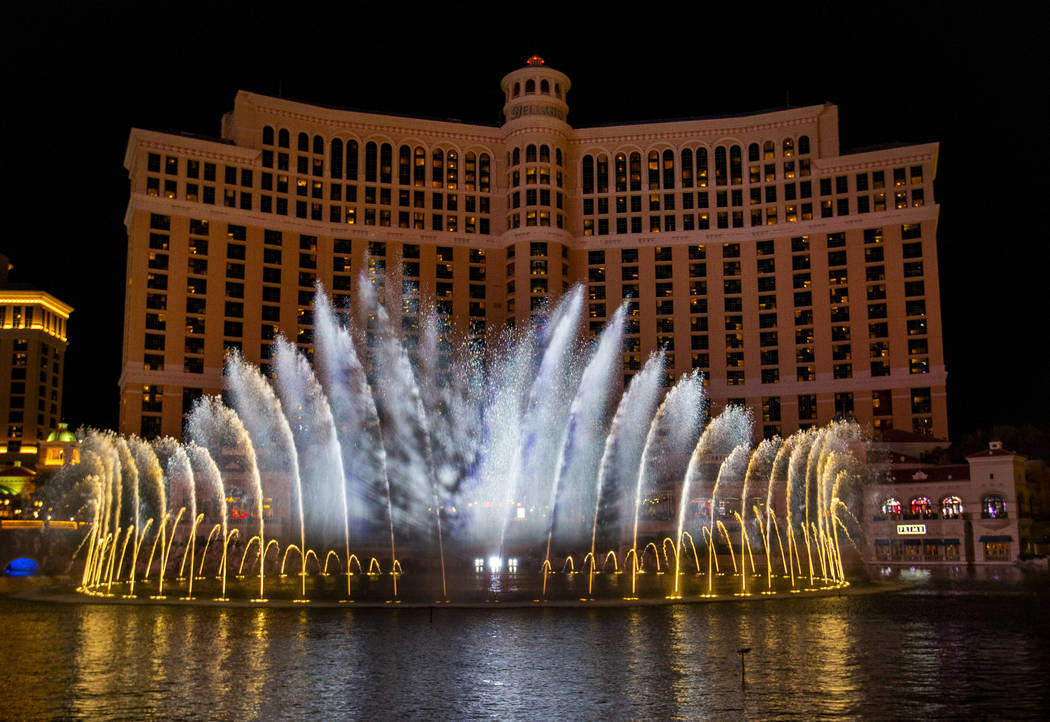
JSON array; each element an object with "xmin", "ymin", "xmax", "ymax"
[{"xmin": 5, "ymin": 5, "xmax": 1045, "ymax": 441}]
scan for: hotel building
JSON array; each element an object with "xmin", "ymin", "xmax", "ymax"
[
  {"xmin": 120, "ymin": 57, "xmax": 946, "ymax": 443},
  {"xmin": 0, "ymin": 254, "xmax": 72, "ymax": 461}
]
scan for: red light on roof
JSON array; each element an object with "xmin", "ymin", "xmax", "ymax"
[{"xmin": 526, "ymin": 55, "xmax": 545, "ymax": 66}]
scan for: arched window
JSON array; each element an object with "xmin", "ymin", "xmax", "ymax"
[
  {"xmin": 512, "ymin": 147, "xmax": 521, "ymax": 166},
  {"xmin": 629, "ymin": 152, "xmax": 641, "ymax": 191},
  {"xmin": 748, "ymin": 143, "xmax": 759, "ymax": 162},
  {"xmin": 414, "ymin": 147, "xmax": 425, "ymax": 187},
  {"xmin": 263, "ymin": 126, "xmax": 275, "ymax": 145},
  {"xmin": 763, "ymin": 140, "xmax": 775, "ymax": 159},
  {"xmin": 941, "ymin": 495, "xmax": 964, "ymax": 519},
  {"xmin": 911, "ymin": 496, "xmax": 934, "ymax": 518},
  {"xmin": 556, "ymin": 148, "xmax": 563, "ymax": 166},
  {"xmin": 596, "ymin": 154, "xmax": 609, "ymax": 193},
  {"xmin": 465, "ymin": 152, "xmax": 477, "ymax": 191},
  {"xmin": 783, "ymin": 137, "xmax": 794, "ymax": 158},
  {"xmin": 313, "ymin": 135, "xmax": 324, "ymax": 155},
  {"xmin": 431, "ymin": 149, "xmax": 444, "ymax": 188},
  {"xmin": 446, "ymin": 149, "xmax": 458, "ymax": 190},
  {"xmin": 714, "ymin": 146, "xmax": 727, "ymax": 186},
  {"xmin": 479, "ymin": 154, "xmax": 491, "ymax": 192},
  {"xmin": 539, "ymin": 145, "xmax": 550, "ymax": 163},
  {"xmin": 680, "ymin": 149, "xmax": 694, "ymax": 188},
  {"xmin": 364, "ymin": 142, "xmax": 378, "ymax": 183},
  {"xmin": 346, "ymin": 140, "xmax": 358, "ymax": 180},
  {"xmin": 525, "ymin": 78, "xmax": 535, "ymax": 93},
  {"xmin": 882, "ymin": 498, "xmax": 902, "ymax": 518},
  {"xmin": 379, "ymin": 143, "xmax": 392, "ymax": 184},
  {"xmin": 615, "ymin": 153, "xmax": 628, "ymax": 192},
  {"xmin": 581, "ymin": 155, "xmax": 594, "ymax": 195},
  {"xmin": 729, "ymin": 145, "xmax": 742, "ymax": 184},
  {"xmin": 540, "ymin": 79, "xmax": 550, "ymax": 94},
  {"xmin": 513, "ymin": 82, "xmax": 520, "ymax": 97},
  {"xmin": 398, "ymin": 145, "xmax": 411, "ymax": 185},
  {"xmin": 983, "ymin": 494, "xmax": 1006, "ymax": 519},
  {"xmin": 696, "ymin": 148, "xmax": 708, "ymax": 188},
  {"xmin": 554, "ymin": 84, "xmax": 561, "ymax": 99},
  {"xmin": 331, "ymin": 139, "xmax": 344, "ymax": 179},
  {"xmin": 647, "ymin": 150, "xmax": 660, "ymax": 189},
  {"xmin": 798, "ymin": 135, "xmax": 811, "ymax": 155},
  {"xmin": 526, "ymin": 144, "xmax": 537, "ymax": 163},
  {"xmin": 662, "ymin": 149, "xmax": 675, "ymax": 190},
  {"xmin": 278, "ymin": 128, "xmax": 290, "ymax": 148},
  {"xmin": 298, "ymin": 132, "xmax": 309, "ymax": 152}
]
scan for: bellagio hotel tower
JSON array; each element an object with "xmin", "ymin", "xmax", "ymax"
[{"xmin": 120, "ymin": 56, "xmax": 946, "ymax": 442}]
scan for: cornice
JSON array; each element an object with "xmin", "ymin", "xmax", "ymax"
[
  {"xmin": 128, "ymin": 129, "xmax": 258, "ymax": 164},
  {"xmin": 240, "ymin": 93, "xmax": 503, "ymax": 144},
  {"xmin": 701, "ymin": 366, "xmax": 947, "ymax": 399},
  {"xmin": 819, "ymin": 143, "xmax": 939, "ymax": 172},
  {"xmin": 570, "ymin": 107, "xmax": 826, "ymax": 145},
  {"xmin": 571, "ymin": 204, "xmax": 939, "ymax": 250},
  {"xmin": 126, "ymin": 194, "xmax": 938, "ymax": 251},
  {"xmin": 119, "ymin": 363, "xmax": 223, "ymax": 391}
]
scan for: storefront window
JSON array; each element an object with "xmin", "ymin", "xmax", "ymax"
[
  {"xmin": 944, "ymin": 539, "xmax": 960, "ymax": 560},
  {"xmin": 984, "ymin": 541, "xmax": 1010, "ymax": 560}
]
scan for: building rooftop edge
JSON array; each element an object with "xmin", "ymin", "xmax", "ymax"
[
  {"xmin": 0, "ymin": 288, "xmax": 73, "ymax": 315},
  {"xmin": 236, "ymin": 90, "xmax": 503, "ymax": 132}
]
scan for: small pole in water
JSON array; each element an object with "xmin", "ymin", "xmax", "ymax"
[
  {"xmin": 429, "ymin": 606, "xmax": 434, "ymax": 624},
  {"xmin": 738, "ymin": 647, "xmax": 751, "ymax": 687}
]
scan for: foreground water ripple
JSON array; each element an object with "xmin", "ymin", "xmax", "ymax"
[{"xmin": 4, "ymin": 572, "xmax": 1049, "ymax": 720}]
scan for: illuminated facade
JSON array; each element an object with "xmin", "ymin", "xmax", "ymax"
[
  {"xmin": 0, "ymin": 253, "xmax": 73, "ymax": 465},
  {"xmin": 120, "ymin": 57, "xmax": 946, "ymax": 442},
  {"xmin": 864, "ymin": 442, "xmax": 1050, "ymax": 564}
]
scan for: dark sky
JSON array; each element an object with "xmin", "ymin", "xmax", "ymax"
[{"xmin": 4, "ymin": 4, "xmax": 1045, "ymax": 441}]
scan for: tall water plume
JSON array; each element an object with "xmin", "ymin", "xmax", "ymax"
[
  {"xmin": 505, "ymin": 286, "xmax": 585, "ymax": 547},
  {"xmin": 312, "ymin": 286, "xmax": 392, "ymax": 546},
  {"xmin": 114, "ymin": 437, "xmax": 139, "ymax": 533},
  {"xmin": 547, "ymin": 302, "xmax": 627, "ymax": 552},
  {"xmin": 636, "ymin": 372, "xmax": 706, "ymax": 551},
  {"xmin": 186, "ymin": 393, "xmax": 265, "ymax": 596},
  {"xmin": 591, "ymin": 351, "xmax": 665, "ymax": 554},
  {"xmin": 128, "ymin": 436, "xmax": 165, "ymax": 526},
  {"xmin": 274, "ymin": 336, "xmax": 349, "ymax": 549},
  {"xmin": 185, "ymin": 441, "xmax": 227, "ymax": 543},
  {"xmin": 675, "ymin": 404, "xmax": 751, "ymax": 574}
]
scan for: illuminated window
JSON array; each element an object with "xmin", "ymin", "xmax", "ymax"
[
  {"xmin": 882, "ymin": 498, "xmax": 902, "ymax": 518},
  {"xmin": 941, "ymin": 496, "xmax": 964, "ymax": 519},
  {"xmin": 982, "ymin": 494, "xmax": 1006, "ymax": 519},
  {"xmin": 910, "ymin": 496, "xmax": 934, "ymax": 518}
]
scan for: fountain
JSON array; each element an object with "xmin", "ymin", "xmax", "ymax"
[{"xmin": 58, "ymin": 281, "xmax": 868, "ymax": 606}]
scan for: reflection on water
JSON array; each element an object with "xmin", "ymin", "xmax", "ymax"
[{"xmin": 3, "ymin": 572, "xmax": 1049, "ymax": 719}]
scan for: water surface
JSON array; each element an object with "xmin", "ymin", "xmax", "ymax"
[{"xmin": 4, "ymin": 570, "xmax": 1047, "ymax": 720}]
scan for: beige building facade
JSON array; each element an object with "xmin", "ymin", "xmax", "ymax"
[
  {"xmin": 864, "ymin": 442, "xmax": 1050, "ymax": 564},
  {"xmin": 120, "ymin": 57, "xmax": 947, "ymax": 442}
]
